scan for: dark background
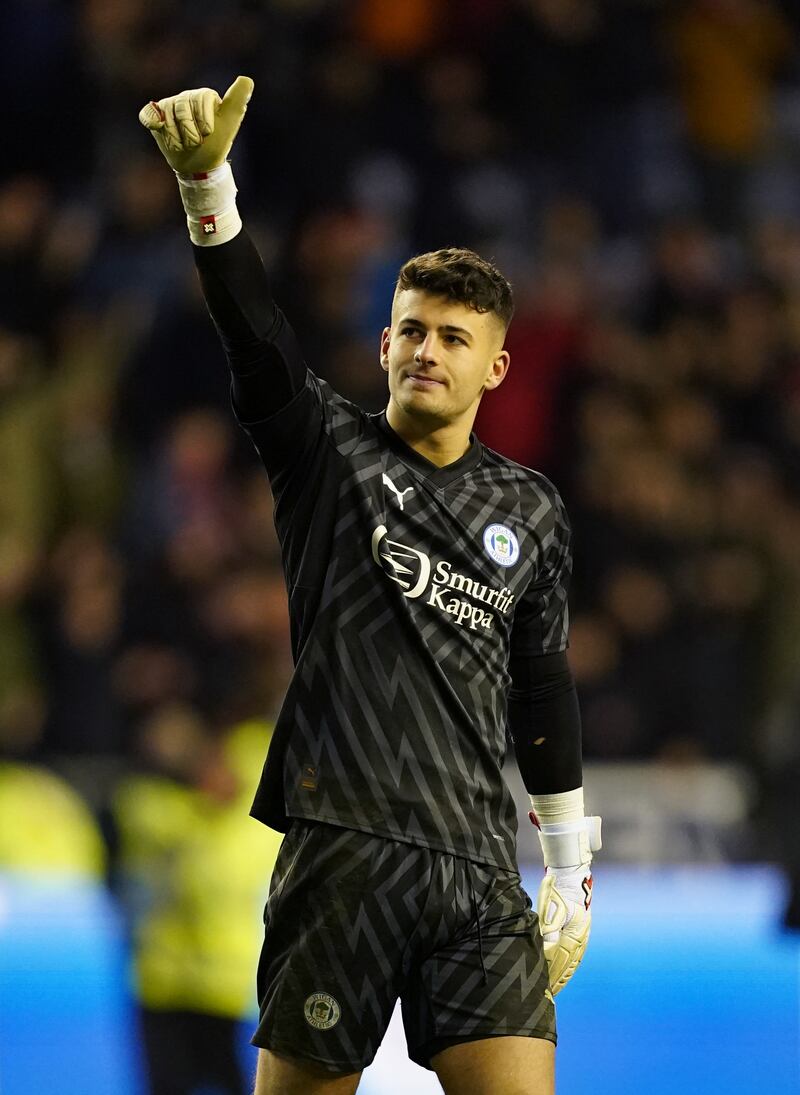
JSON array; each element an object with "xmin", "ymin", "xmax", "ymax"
[
  {"xmin": 4, "ymin": 0, "xmax": 800, "ymax": 809},
  {"xmin": 3, "ymin": 2, "xmax": 800, "ymax": 1093}
]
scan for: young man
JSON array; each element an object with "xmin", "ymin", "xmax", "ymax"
[{"xmin": 140, "ymin": 78, "xmax": 601, "ymax": 1095}]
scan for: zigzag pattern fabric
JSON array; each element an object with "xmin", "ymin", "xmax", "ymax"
[
  {"xmin": 253, "ymin": 821, "xmax": 556, "ymax": 1070},
  {"xmin": 241, "ymin": 370, "xmax": 572, "ymax": 872}
]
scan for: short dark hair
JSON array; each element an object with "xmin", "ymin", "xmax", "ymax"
[{"xmin": 396, "ymin": 247, "xmax": 514, "ymax": 331}]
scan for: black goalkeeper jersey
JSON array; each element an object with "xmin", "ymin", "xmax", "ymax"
[{"xmin": 196, "ymin": 232, "xmax": 573, "ymax": 872}]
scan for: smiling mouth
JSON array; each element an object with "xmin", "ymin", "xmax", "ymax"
[{"xmin": 408, "ymin": 374, "xmax": 444, "ymax": 387}]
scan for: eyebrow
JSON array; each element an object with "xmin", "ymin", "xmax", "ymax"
[{"xmin": 398, "ymin": 317, "xmax": 474, "ymax": 342}]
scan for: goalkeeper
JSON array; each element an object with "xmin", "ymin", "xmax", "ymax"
[{"xmin": 140, "ymin": 77, "xmax": 600, "ymax": 1095}]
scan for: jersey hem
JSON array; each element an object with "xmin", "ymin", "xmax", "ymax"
[{"xmin": 282, "ymin": 808, "xmax": 519, "ymax": 873}]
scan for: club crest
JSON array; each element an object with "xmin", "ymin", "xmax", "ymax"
[
  {"xmin": 483, "ymin": 523, "xmax": 520, "ymax": 567},
  {"xmin": 304, "ymin": 992, "xmax": 341, "ymax": 1030}
]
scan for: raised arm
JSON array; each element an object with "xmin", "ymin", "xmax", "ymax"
[{"xmin": 139, "ymin": 78, "xmax": 306, "ymax": 423}]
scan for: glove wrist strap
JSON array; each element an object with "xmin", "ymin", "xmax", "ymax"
[
  {"xmin": 534, "ymin": 816, "xmax": 602, "ymax": 868},
  {"xmin": 175, "ymin": 161, "xmax": 241, "ymax": 246}
]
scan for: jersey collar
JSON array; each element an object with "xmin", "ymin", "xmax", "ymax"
[{"xmin": 374, "ymin": 411, "xmax": 484, "ymax": 487}]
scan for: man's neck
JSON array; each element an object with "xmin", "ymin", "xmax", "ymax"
[{"xmin": 385, "ymin": 398, "xmax": 474, "ymax": 468}]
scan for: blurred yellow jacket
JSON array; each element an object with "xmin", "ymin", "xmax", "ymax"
[
  {"xmin": 113, "ymin": 719, "xmax": 283, "ymax": 1019},
  {"xmin": 0, "ymin": 761, "xmax": 106, "ymax": 877}
]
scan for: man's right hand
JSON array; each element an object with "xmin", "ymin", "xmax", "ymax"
[{"xmin": 139, "ymin": 76, "xmax": 254, "ymax": 176}]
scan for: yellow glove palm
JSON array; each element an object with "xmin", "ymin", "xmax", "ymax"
[
  {"xmin": 139, "ymin": 76, "xmax": 253, "ymax": 176},
  {"xmin": 537, "ymin": 865, "xmax": 593, "ymax": 995}
]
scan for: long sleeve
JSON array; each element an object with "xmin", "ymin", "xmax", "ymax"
[
  {"xmin": 192, "ymin": 229, "xmax": 307, "ymax": 420},
  {"xmin": 507, "ymin": 649, "xmax": 582, "ymax": 795}
]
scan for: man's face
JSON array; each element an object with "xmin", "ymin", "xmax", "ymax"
[{"xmin": 380, "ymin": 288, "xmax": 509, "ymax": 427}]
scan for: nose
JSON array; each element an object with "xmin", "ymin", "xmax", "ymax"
[{"xmin": 414, "ymin": 335, "xmax": 438, "ymax": 366}]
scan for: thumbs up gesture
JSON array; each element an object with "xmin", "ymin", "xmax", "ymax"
[{"xmin": 139, "ymin": 76, "xmax": 254, "ymax": 176}]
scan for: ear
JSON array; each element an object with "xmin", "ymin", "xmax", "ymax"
[
  {"xmin": 483, "ymin": 349, "xmax": 510, "ymax": 392},
  {"xmin": 380, "ymin": 326, "xmax": 391, "ymax": 372}
]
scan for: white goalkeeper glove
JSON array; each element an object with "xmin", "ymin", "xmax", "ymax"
[
  {"xmin": 139, "ymin": 76, "xmax": 254, "ymax": 246},
  {"xmin": 530, "ymin": 794, "xmax": 602, "ymax": 996},
  {"xmin": 139, "ymin": 76, "xmax": 253, "ymax": 175}
]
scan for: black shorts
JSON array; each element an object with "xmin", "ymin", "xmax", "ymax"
[{"xmin": 252, "ymin": 820, "xmax": 556, "ymax": 1073}]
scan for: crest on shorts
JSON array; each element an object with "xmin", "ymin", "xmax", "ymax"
[{"xmin": 304, "ymin": 991, "xmax": 341, "ymax": 1030}]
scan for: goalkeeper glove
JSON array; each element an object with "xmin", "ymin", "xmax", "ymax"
[
  {"xmin": 530, "ymin": 794, "xmax": 602, "ymax": 996},
  {"xmin": 139, "ymin": 76, "xmax": 254, "ymax": 246},
  {"xmin": 139, "ymin": 76, "xmax": 253, "ymax": 175}
]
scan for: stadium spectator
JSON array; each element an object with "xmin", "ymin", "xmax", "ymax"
[
  {"xmin": 113, "ymin": 705, "xmax": 282, "ymax": 1095},
  {"xmin": 667, "ymin": 0, "xmax": 792, "ymax": 229}
]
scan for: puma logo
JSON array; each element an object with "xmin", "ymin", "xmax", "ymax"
[{"xmin": 382, "ymin": 473, "xmax": 414, "ymax": 511}]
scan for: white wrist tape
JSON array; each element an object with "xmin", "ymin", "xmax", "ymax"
[
  {"xmin": 175, "ymin": 161, "xmax": 241, "ymax": 246},
  {"xmin": 530, "ymin": 787, "xmax": 585, "ymax": 826},
  {"xmin": 536, "ymin": 816, "xmax": 602, "ymax": 869}
]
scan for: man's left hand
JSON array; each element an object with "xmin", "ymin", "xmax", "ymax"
[{"xmin": 536, "ymin": 862, "xmax": 594, "ymax": 995}]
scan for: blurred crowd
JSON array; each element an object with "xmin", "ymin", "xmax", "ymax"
[{"xmin": 3, "ymin": 0, "xmax": 800, "ymax": 1079}]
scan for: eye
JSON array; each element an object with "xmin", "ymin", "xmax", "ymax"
[
  {"xmin": 443, "ymin": 334, "xmax": 466, "ymax": 345},
  {"xmin": 399, "ymin": 326, "xmax": 422, "ymax": 338}
]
